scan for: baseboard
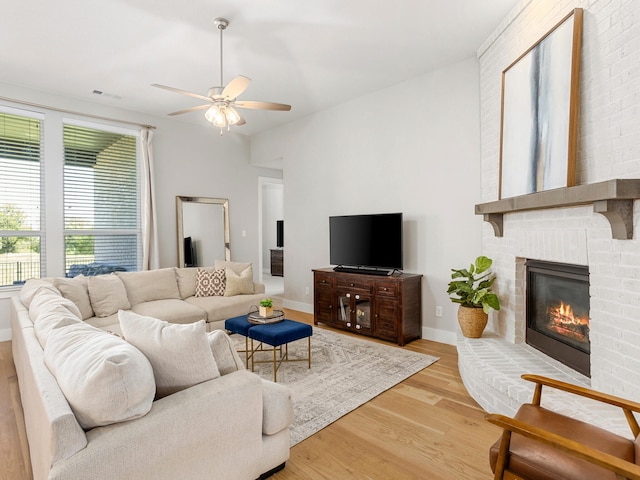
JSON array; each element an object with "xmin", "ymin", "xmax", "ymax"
[
  {"xmin": 282, "ymin": 299, "xmax": 313, "ymax": 314},
  {"xmin": 0, "ymin": 328, "xmax": 12, "ymax": 342},
  {"xmin": 422, "ymin": 326, "xmax": 456, "ymax": 346}
]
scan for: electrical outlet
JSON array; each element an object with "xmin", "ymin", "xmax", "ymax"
[
  {"xmin": 435, "ymin": 306, "xmax": 443, "ymax": 317},
  {"xmin": 305, "ymin": 286, "xmax": 310, "ymax": 295}
]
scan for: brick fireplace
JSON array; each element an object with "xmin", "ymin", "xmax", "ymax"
[{"xmin": 457, "ymin": 0, "xmax": 640, "ymax": 436}]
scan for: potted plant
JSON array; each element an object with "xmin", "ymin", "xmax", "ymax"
[
  {"xmin": 259, "ymin": 298, "xmax": 273, "ymax": 317},
  {"xmin": 447, "ymin": 255, "xmax": 500, "ymax": 338}
]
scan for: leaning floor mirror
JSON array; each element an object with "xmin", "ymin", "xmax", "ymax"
[{"xmin": 176, "ymin": 196, "xmax": 231, "ymax": 268}]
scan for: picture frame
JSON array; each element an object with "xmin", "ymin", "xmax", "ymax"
[{"xmin": 499, "ymin": 8, "xmax": 583, "ymax": 199}]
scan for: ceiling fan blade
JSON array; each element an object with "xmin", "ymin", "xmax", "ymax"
[
  {"xmin": 168, "ymin": 104, "xmax": 212, "ymax": 116},
  {"xmin": 235, "ymin": 100, "xmax": 291, "ymax": 111},
  {"xmin": 152, "ymin": 84, "xmax": 211, "ymax": 102},
  {"xmin": 221, "ymin": 75, "xmax": 251, "ymax": 100}
]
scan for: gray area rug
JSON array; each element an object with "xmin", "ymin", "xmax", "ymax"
[{"xmin": 232, "ymin": 326, "xmax": 439, "ymax": 446}]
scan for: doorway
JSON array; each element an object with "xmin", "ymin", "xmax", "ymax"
[{"xmin": 258, "ymin": 177, "xmax": 284, "ymax": 298}]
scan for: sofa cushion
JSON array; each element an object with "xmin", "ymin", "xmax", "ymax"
[
  {"xmin": 88, "ymin": 274, "xmax": 131, "ymax": 317},
  {"xmin": 54, "ymin": 275, "xmax": 94, "ymax": 320},
  {"xmin": 28, "ymin": 290, "xmax": 82, "ymax": 323},
  {"xmin": 196, "ymin": 267, "xmax": 226, "ymax": 297},
  {"xmin": 118, "ymin": 311, "xmax": 220, "ymax": 399},
  {"xmin": 117, "ymin": 268, "xmax": 180, "ymax": 306},
  {"xmin": 261, "ymin": 379, "xmax": 295, "ymax": 435},
  {"xmin": 224, "ymin": 266, "xmax": 255, "ymax": 296},
  {"xmin": 20, "ymin": 279, "xmax": 60, "ymax": 308},
  {"xmin": 130, "ymin": 299, "xmax": 206, "ymax": 324},
  {"xmin": 44, "ymin": 321, "xmax": 155, "ymax": 430},
  {"xmin": 33, "ymin": 303, "xmax": 83, "ymax": 348},
  {"xmin": 206, "ymin": 330, "xmax": 244, "ymax": 375},
  {"xmin": 185, "ymin": 292, "xmax": 268, "ymax": 323},
  {"xmin": 176, "ymin": 267, "xmax": 198, "ymax": 299},
  {"xmin": 215, "ymin": 260, "xmax": 252, "ymax": 276}
]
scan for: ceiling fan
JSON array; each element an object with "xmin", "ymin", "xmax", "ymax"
[{"xmin": 152, "ymin": 17, "xmax": 291, "ymax": 134}]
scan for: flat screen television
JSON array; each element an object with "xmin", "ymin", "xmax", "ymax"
[{"xmin": 329, "ymin": 213, "xmax": 403, "ymax": 273}]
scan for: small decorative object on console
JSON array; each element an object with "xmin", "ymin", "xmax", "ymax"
[{"xmin": 259, "ymin": 298, "xmax": 273, "ymax": 317}]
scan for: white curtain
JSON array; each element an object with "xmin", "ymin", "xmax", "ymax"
[{"xmin": 141, "ymin": 128, "xmax": 159, "ymax": 270}]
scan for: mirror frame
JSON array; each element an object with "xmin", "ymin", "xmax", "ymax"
[{"xmin": 176, "ymin": 196, "xmax": 231, "ymax": 267}]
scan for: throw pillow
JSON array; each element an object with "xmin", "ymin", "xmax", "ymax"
[
  {"xmin": 206, "ymin": 330, "xmax": 244, "ymax": 375},
  {"xmin": 116, "ymin": 268, "xmax": 180, "ymax": 306},
  {"xmin": 44, "ymin": 321, "xmax": 155, "ymax": 430},
  {"xmin": 224, "ymin": 265, "xmax": 255, "ymax": 297},
  {"xmin": 214, "ymin": 260, "xmax": 252, "ymax": 276},
  {"xmin": 88, "ymin": 274, "xmax": 131, "ymax": 317},
  {"xmin": 54, "ymin": 275, "xmax": 94, "ymax": 320},
  {"xmin": 195, "ymin": 268, "xmax": 226, "ymax": 297},
  {"xmin": 118, "ymin": 311, "xmax": 220, "ymax": 398}
]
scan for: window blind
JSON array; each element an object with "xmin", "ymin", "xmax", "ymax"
[
  {"xmin": 0, "ymin": 110, "xmax": 44, "ymax": 286},
  {"xmin": 63, "ymin": 123, "xmax": 140, "ymax": 275}
]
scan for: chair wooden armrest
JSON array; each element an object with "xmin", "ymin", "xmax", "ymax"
[
  {"xmin": 522, "ymin": 374, "xmax": 640, "ymax": 437},
  {"xmin": 486, "ymin": 413, "xmax": 640, "ymax": 480}
]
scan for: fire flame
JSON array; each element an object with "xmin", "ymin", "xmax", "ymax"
[{"xmin": 546, "ymin": 302, "xmax": 589, "ymax": 342}]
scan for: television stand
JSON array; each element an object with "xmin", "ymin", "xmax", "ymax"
[
  {"xmin": 333, "ymin": 266, "xmax": 393, "ymax": 276},
  {"xmin": 313, "ymin": 268, "xmax": 422, "ymax": 346}
]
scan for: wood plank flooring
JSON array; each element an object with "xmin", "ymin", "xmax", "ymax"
[{"xmin": 0, "ymin": 310, "xmax": 501, "ymax": 480}]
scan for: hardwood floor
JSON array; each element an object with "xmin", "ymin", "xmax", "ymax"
[{"xmin": 0, "ymin": 310, "xmax": 500, "ymax": 480}]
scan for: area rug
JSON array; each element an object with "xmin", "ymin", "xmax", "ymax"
[{"xmin": 232, "ymin": 327, "xmax": 439, "ymax": 446}]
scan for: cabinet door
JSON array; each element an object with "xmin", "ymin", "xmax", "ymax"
[
  {"xmin": 374, "ymin": 296, "xmax": 398, "ymax": 342},
  {"xmin": 337, "ymin": 289, "xmax": 373, "ymax": 335},
  {"xmin": 315, "ymin": 289, "xmax": 336, "ymax": 325}
]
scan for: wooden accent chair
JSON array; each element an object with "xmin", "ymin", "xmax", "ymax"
[{"xmin": 485, "ymin": 374, "xmax": 640, "ymax": 480}]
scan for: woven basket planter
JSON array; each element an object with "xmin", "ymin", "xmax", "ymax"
[{"xmin": 457, "ymin": 306, "xmax": 488, "ymax": 338}]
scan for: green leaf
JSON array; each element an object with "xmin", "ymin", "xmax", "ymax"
[{"xmin": 474, "ymin": 256, "xmax": 492, "ymax": 274}]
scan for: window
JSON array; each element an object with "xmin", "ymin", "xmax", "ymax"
[
  {"xmin": 0, "ymin": 110, "xmax": 44, "ymax": 287},
  {"xmin": 0, "ymin": 103, "xmax": 142, "ymax": 288},
  {"xmin": 63, "ymin": 122, "xmax": 141, "ymax": 276}
]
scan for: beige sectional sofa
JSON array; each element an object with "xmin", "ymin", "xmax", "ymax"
[{"xmin": 11, "ymin": 264, "xmax": 293, "ymax": 480}]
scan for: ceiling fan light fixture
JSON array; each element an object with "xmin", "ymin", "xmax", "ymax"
[
  {"xmin": 205, "ymin": 106, "xmax": 227, "ymax": 127},
  {"xmin": 226, "ymin": 106, "xmax": 241, "ymax": 125}
]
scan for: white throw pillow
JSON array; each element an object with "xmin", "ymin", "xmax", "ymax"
[
  {"xmin": 206, "ymin": 330, "xmax": 244, "ymax": 375},
  {"xmin": 44, "ymin": 322, "xmax": 155, "ymax": 430},
  {"xmin": 118, "ymin": 311, "xmax": 220, "ymax": 398},
  {"xmin": 214, "ymin": 260, "xmax": 252, "ymax": 276},
  {"xmin": 224, "ymin": 266, "xmax": 255, "ymax": 296},
  {"xmin": 54, "ymin": 275, "xmax": 94, "ymax": 320},
  {"xmin": 175, "ymin": 267, "xmax": 198, "ymax": 299},
  {"xmin": 88, "ymin": 274, "xmax": 131, "ymax": 317}
]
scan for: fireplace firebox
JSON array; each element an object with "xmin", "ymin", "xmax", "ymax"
[{"xmin": 526, "ymin": 260, "xmax": 590, "ymax": 376}]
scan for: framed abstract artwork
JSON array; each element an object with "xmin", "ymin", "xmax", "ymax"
[{"xmin": 499, "ymin": 8, "xmax": 583, "ymax": 199}]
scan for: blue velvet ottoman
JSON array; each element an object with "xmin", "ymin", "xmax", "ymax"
[
  {"xmin": 224, "ymin": 315, "xmax": 256, "ymax": 366},
  {"xmin": 248, "ymin": 320, "xmax": 312, "ymax": 382}
]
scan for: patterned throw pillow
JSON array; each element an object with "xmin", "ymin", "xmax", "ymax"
[{"xmin": 195, "ymin": 268, "xmax": 226, "ymax": 297}]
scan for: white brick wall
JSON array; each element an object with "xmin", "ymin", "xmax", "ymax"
[{"xmin": 467, "ymin": 0, "xmax": 640, "ymax": 416}]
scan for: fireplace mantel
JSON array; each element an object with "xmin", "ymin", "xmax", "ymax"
[{"xmin": 475, "ymin": 179, "xmax": 640, "ymax": 240}]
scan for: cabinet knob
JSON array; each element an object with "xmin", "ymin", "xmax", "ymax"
[
  {"xmin": 350, "ymin": 283, "xmax": 354, "ymax": 287},
  {"xmin": 383, "ymin": 287, "xmax": 388, "ymax": 291},
  {"xmin": 356, "ymin": 324, "xmax": 361, "ymax": 330},
  {"xmin": 329, "ymin": 305, "xmax": 332, "ymax": 309},
  {"xmin": 355, "ymin": 294, "xmax": 360, "ymax": 300},
  {"xmin": 346, "ymin": 293, "xmax": 351, "ymax": 298},
  {"xmin": 346, "ymin": 322, "xmax": 352, "ymax": 327}
]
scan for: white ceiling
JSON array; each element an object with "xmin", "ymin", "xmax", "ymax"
[{"xmin": 0, "ymin": 0, "xmax": 519, "ymax": 135}]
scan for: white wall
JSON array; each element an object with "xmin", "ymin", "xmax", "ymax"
[
  {"xmin": 251, "ymin": 57, "xmax": 483, "ymax": 342},
  {"xmin": 0, "ymin": 82, "xmax": 280, "ymax": 340}
]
